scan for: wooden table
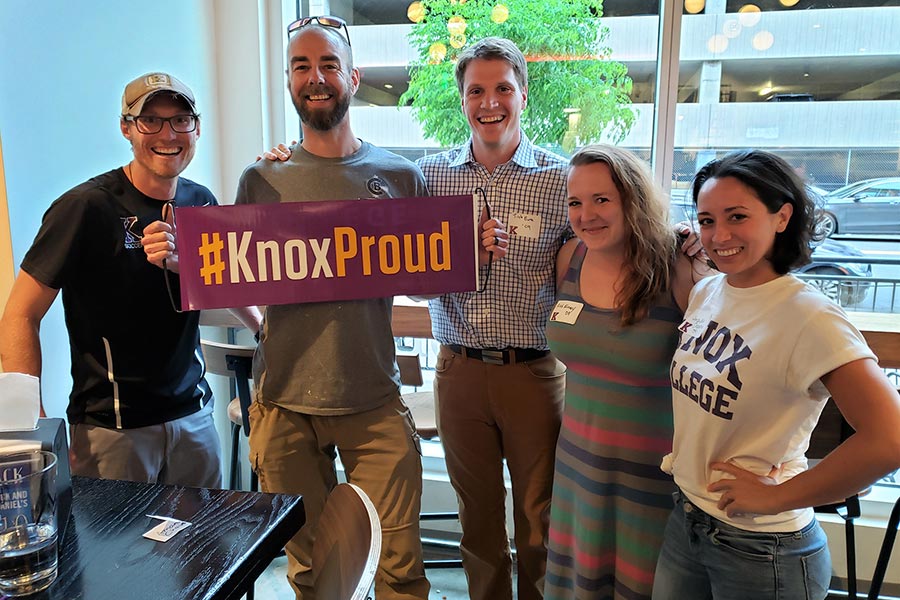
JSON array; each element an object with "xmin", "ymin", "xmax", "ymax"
[
  {"xmin": 42, "ymin": 477, "xmax": 304, "ymax": 600},
  {"xmin": 848, "ymin": 312, "xmax": 900, "ymax": 370}
]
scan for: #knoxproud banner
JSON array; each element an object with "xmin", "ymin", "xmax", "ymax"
[{"xmin": 176, "ymin": 194, "xmax": 478, "ymax": 311}]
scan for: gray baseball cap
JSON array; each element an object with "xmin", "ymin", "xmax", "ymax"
[{"xmin": 121, "ymin": 72, "xmax": 197, "ymax": 117}]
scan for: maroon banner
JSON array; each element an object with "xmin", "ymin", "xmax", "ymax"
[{"xmin": 176, "ymin": 195, "xmax": 477, "ymax": 310}]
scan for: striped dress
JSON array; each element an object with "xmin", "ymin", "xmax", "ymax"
[{"xmin": 544, "ymin": 243, "xmax": 682, "ymax": 600}]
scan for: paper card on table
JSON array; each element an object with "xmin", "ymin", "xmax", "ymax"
[{"xmin": 143, "ymin": 516, "xmax": 192, "ymax": 542}]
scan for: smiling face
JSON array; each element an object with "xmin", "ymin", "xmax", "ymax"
[
  {"xmin": 461, "ymin": 58, "xmax": 526, "ymax": 167},
  {"xmin": 697, "ymin": 176, "xmax": 794, "ymax": 287},
  {"xmin": 121, "ymin": 94, "xmax": 198, "ymax": 182},
  {"xmin": 566, "ymin": 161, "xmax": 628, "ymax": 255},
  {"xmin": 287, "ymin": 26, "xmax": 358, "ymax": 132}
]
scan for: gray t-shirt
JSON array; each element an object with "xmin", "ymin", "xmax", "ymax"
[{"xmin": 235, "ymin": 141, "xmax": 429, "ymax": 415}]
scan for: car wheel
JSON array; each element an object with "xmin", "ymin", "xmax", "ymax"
[
  {"xmin": 817, "ymin": 213, "xmax": 838, "ymax": 238},
  {"xmin": 804, "ymin": 266, "xmax": 865, "ymax": 306}
]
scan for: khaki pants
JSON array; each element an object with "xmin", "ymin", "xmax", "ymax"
[
  {"xmin": 435, "ymin": 346, "xmax": 566, "ymax": 600},
  {"xmin": 69, "ymin": 401, "xmax": 222, "ymax": 488},
  {"xmin": 248, "ymin": 395, "xmax": 429, "ymax": 600}
]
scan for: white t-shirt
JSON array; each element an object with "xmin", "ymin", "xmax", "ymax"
[{"xmin": 664, "ymin": 274, "xmax": 874, "ymax": 532}]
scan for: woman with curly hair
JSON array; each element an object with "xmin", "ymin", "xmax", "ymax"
[{"xmin": 544, "ymin": 145, "xmax": 703, "ymax": 600}]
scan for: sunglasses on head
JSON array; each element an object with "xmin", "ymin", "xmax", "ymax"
[{"xmin": 286, "ymin": 15, "xmax": 351, "ymax": 47}]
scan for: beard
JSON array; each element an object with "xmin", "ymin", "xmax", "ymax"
[{"xmin": 292, "ymin": 84, "xmax": 352, "ymax": 132}]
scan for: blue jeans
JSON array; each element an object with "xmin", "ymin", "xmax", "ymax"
[{"xmin": 651, "ymin": 491, "xmax": 831, "ymax": 600}]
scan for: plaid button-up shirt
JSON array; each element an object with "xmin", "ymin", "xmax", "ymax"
[{"xmin": 417, "ymin": 134, "xmax": 570, "ymax": 350}]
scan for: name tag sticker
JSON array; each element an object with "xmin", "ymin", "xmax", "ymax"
[
  {"xmin": 143, "ymin": 515, "xmax": 192, "ymax": 542},
  {"xmin": 549, "ymin": 300, "xmax": 584, "ymax": 325},
  {"xmin": 508, "ymin": 213, "xmax": 541, "ymax": 240},
  {"xmin": 678, "ymin": 306, "xmax": 712, "ymax": 339}
]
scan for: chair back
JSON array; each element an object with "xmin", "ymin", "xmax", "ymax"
[
  {"xmin": 807, "ymin": 397, "xmax": 855, "ymax": 461},
  {"xmin": 312, "ymin": 483, "xmax": 382, "ymax": 600},
  {"xmin": 200, "ymin": 339, "xmax": 255, "ymax": 435},
  {"xmin": 396, "ymin": 353, "xmax": 425, "ymax": 387}
]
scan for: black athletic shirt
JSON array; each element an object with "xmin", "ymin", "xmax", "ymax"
[{"xmin": 21, "ymin": 168, "xmax": 217, "ymax": 428}]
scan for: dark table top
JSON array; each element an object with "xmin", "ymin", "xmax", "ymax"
[{"xmin": 36, "ymin": 476, "xmax": 304, "ymax": 600}]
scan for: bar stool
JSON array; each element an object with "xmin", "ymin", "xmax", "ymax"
[
  {"xmin": 868, "ymin": 495, "xmax": 900, "ymax": 599},
  {"xmin": 396, "ymin": 354, "xmax": 463, "ymax": 569},
  {"xmin": 809, "ymin": 398, "xmax": 866, "ymax": 598}
]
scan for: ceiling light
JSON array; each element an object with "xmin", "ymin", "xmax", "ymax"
[
  {"xmin": 384, "ymin": 84, "xmax": 393, "ymax": 89},
  {"xmin": 779, "ymin": 0, "xmax": 800, "ymax": 6}
]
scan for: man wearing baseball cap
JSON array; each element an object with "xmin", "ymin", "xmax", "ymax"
[{"xmin": 0, "ymin": 72, "xmax": 259, "ymax": 485}]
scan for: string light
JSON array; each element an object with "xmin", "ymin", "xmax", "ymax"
[
  {"xmin": 685, "ymin": 0, "xmax": 706, "ymax": 14},
  {"xmin": 738, "ymin": 5, "xmax": 762, "ymax": 27},
  {"xmin": 707, "ymin": 34, "xmax": 728, "ymax": 54},
  {"xmin": 429, "ymin": 42, "xmax": 447, "ymax": 63},
  {"xmin": 447, "ymin": 15, "xmax": 467, "ymax": 36},
  {"xmin": 752, "ymin": 30, "xmax": 774, "ymax": 51},
  {"xmin": 407, "ymin": 2, "xmax": 425, "ymax": 23},
  {"xmin": 450, "ymin": 33, "xmax": 467, "ymax": 48},
  {"xmin": 491, "ymin": 4, "xmax": 510, "ymax": 24}
]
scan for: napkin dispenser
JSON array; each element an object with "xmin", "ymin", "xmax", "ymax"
[{"xmin": 0, "ymin": 418, "xmax": 73, "ymax": 543}]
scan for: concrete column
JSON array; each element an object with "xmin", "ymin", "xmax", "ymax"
[{"xmin": 699, "ymin": 61, "xmax": 722, "ymax": 104}]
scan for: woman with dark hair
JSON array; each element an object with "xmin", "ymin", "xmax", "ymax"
[
  {"xmin": 544, "ymin": 145, "xmax": 704, "ymax": 600},
  {"xmin": 653, "ymin": 149, "xmax": 900, "ymax": 600}
]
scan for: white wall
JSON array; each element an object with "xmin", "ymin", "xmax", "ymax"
[
  {"xmin": 0, "ymin": 0, "xmax": 286, "ymax": 465},
  {"xmin": 0, "ymin": 0, "xmax": 215, "ymax": 416}
]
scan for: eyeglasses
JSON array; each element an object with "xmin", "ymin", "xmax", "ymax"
[
  {"xmin": 123, "ymin": 114, "xmax": 199, "ymax": 134},
  {"xmin": 286, "ymin": 15, "xmax": 351, "ymax": 47}
]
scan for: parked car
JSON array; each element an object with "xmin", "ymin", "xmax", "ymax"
[
  {"xmin": 669, "ymin": 194, "xmax": 873, "ymax": 306},
  {"xmin": 817, "ymin": 177, "xmax": 900, "ymax": 237}
]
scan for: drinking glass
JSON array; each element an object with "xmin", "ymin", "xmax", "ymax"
[{"xmin": 0, "ymin": 450, "xmax": 59, "ymax": 596}]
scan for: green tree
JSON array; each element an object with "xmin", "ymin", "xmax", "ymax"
[{"xmin": 399, "ymin": 0, "xmax": 635, "ymax": 152}]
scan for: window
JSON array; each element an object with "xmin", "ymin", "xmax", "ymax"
[{"xmin": 282, "ymin": 0, "xmax": 900, "ymax": 511}]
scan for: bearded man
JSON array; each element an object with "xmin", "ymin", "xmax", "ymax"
[{"xmin": 232, "ymin": 17, "xmax": 430, "ymax": 600}]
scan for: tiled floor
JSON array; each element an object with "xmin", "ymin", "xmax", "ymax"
[{"xmin": 252, "ymin": 554, "xmax": 472, "ymax": 599}]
